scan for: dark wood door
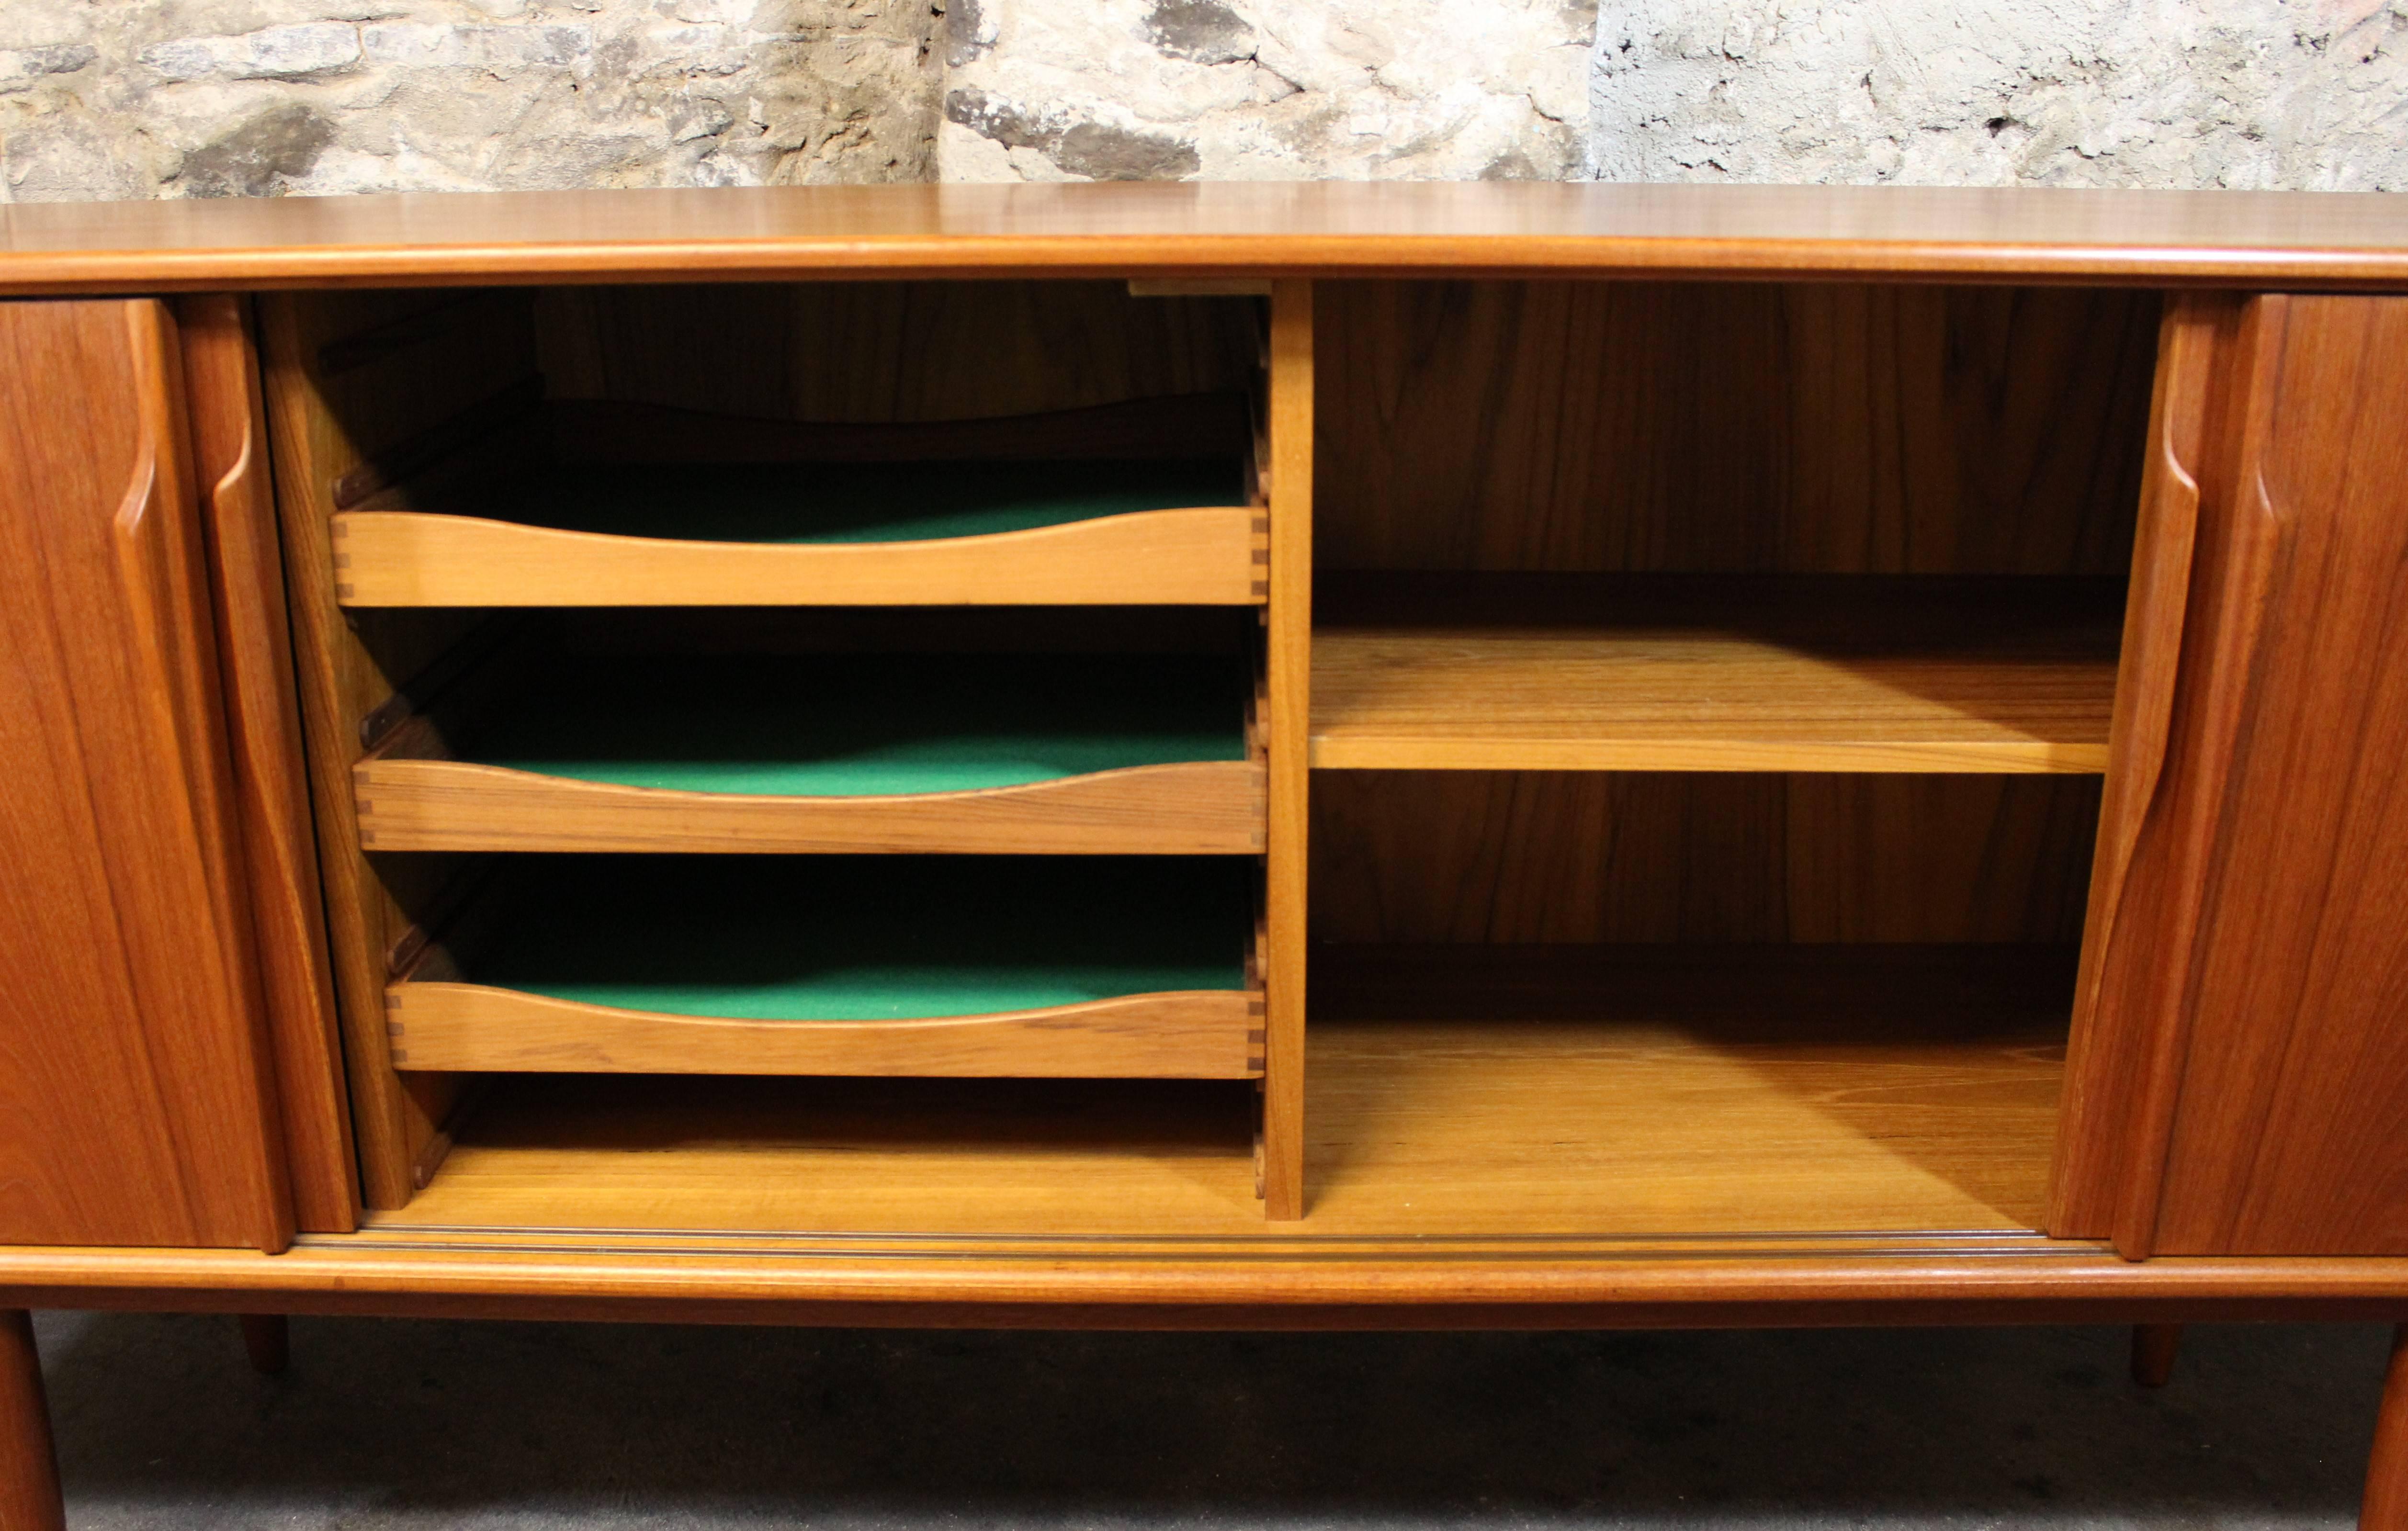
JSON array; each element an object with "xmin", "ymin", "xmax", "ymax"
[
  {"xmin": 2052, "ymin": 293, "xmax": 2408, "ymax": 1257},
  {"xmin": 0, "ymin": 298, "xmax": 293, "ymax": 1249}
]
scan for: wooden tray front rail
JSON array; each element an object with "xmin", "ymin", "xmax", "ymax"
[
  {"xmin": 389, "ymin": 856, "xmax": 1266, "ymax": 1081},
  {"xmin": 358, "ymin": 750, "xmax": 1267, "ymax": 856},
  {"xmin": 385, "ymin": 985, "xmax": 1264, "ymax": 1079},
  {"xmin": 353, "ymin": 652, "xmax": 1267, "ymax": 856}
]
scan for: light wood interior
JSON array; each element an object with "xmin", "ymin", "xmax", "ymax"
[
  {"xmin": 275, "ymin": 274, "xmax": 2151, "ymax": 1234},
  {"xmin": 391, "ymin": 945, "xmax": 2067, "ymax": 1237}
]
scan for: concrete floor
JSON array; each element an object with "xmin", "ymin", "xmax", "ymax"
[{"xmin": 30, "ymin": 1311, "xmax": 2389, "ymax": 1528}]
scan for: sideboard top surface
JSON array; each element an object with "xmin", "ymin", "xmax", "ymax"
[{"xmin": 5, "ymin": 181, "xmax": 2408, "ymax": 293}]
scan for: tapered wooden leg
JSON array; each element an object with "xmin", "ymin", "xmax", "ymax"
[
  {"xmin": 0, "ymin": 1310, "xmax": 65, "ymax": 1531},
  {"xmin": 238, "ymin": 1313, "xmax": 289, "ymax": 1376},
  {"xmin": 2365, "ymin": 1327, "xmax": 2408, "ymax": 1530},
  {"xmin": 2130, "ymin": 1322, "xmax": 2183, "ymax": 1387}
]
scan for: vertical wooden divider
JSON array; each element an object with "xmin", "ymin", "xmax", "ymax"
[{"xmin": 1262, "ymin": 280, "xmax": 1313, "ymax": 1220}]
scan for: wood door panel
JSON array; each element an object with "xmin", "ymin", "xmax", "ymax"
[
  {"xmin": 0, "ymin": 299, "xmax": 292, "ymax": 1249},
  {"xmin": 179, "ymin": 294, "xmax": 359, "ymax": 1234},
  {"xmin": 2053, "ymin": 293, "xmax": 2408, "ymax": 1256}
]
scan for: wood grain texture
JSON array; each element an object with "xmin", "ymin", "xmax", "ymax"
[
  {"xmin": 0, "ymin": 299, "xmax": 292, "ymax": 1250},
  {"xmin": 1315, "ymin": 281, "xmax": 2156, "ymax": 577},
  {"xmin": 15, "ymin": 1242, "xmax": 2408, "ymax": 1327},
  {"xmin": 258, "ymin": 290, "xmax": 513, "ymax": 1207},
  {"xmin": 357, "ymin": 751, "xmax": 1266, "ymax": 855},
  {"xmin": 1312, "ymin": 772, "xmax": 2100, "ymax": 946},
  {"xmin": 1313, "ymin": 573, "xmax": 2120, "ymax": 773},
  {"xmin": 1261, "ymin": 279, "xmax": 1313, "ymax": 1220},
  {"xmin": 2069, "ymin": 295, "xmax": 2408, "ymax": 1257},
  {"xmin": 330, "ymin": 504, "xmax": 1267, "ymax": 608},
  {"xmin": 2046, "ymin": 294, "xmax": 2241, "ymax": 1241},
  {"xmin": 386, "ymin": 985, "xmax": 1264, "ymax": 1079},
  {"xmin": 177, "ymin": 294, "xmax": 361, "ymax": 1235},
  {"xmin": 537, "ymin": 281, "xmax": 1257, "ymax": 425},
  {"xmin": 0, "ymin": 1310, "xmax": 63, "ymax": 1531},
  {"xmin": 9, "ymin": 183, "xmax": 2408, "ymax": 292}
]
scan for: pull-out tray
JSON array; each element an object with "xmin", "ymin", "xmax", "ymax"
[
  {"xmin": 387, "ymin": 856, "xmax": 1264, "ymax": 1079},
  {"xmin": 334, "ymin": 453, "xmax": 1266, "ymax": 607},
  {"xmin": 356, "ymin": 654, "xmax": 1265, "ymax": 855}
]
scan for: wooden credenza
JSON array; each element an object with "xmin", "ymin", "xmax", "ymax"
[{"xmin": 4, "ymin": 183, "xmax": 2408, "ymax": 1528}]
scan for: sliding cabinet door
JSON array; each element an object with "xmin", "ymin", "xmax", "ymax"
[
  {"xmin": 0, "ymin": 298, "xmax": 294, "ymax": 1249},
  {"xmin": 2053, "ymin": 293, "xmax": 2408, "ymax": 1257}
]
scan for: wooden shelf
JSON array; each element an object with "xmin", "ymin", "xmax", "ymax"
[
  {"xmin": 384, "ymin": 944, "xmax": 2068, "ymax": 1238},
  {"xmin": 356, "ymin": 653, "xmax": 1265, "ymax": 855},
  {"xmin": 389, "ymin": 856, "xmax": 1263, "ymax": 1080},
  {"xmin": 1312, "ymin": 574, "xmax": 2124, "ymax": 773}
]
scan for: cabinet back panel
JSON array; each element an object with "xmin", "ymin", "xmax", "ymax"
[
  {"xmin": 537, "ymin": 281, "xmax": 1258, "ymax": 424},
  {"xmin": 1314, "ymin": 281, "xmax": 2157, "ymax": 576},
  {"xmin": 1312, "ymin": 772, "xmax": 2100, "ymax": 946}
]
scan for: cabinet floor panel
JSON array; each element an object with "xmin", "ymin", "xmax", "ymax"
[
  {"xmin": 389, "ymin": 945, "xmax": 2067, "ymax": 1238},
  {"xmin": 1312, "ymin": 574, "xmax": 2123, "ymax": 773}
]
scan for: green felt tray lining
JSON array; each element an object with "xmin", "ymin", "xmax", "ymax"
[
  {"xmin": 448, "ymin": 856, "xmax": 1251, "ymax": 1020},
  {"xmin": 464, "ymin": 654, "xmax": 1247, "ymax": 797},
  {"xmin": 459, "ymin": 459, "xmax": 1244, "ymax": 545}
]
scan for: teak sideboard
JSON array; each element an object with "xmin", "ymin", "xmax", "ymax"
[{"xmin": 4, "ymin": 181, "xmax": 2408, "ymax": 1526}]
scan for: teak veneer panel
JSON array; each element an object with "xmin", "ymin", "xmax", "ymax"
[
  {"xmin": 0, "ymin": 299, "xmax": 292, "ymax": 1249},
  {"xmin": 176, "ymin": 295, "xmax": 361, "ymax": 1233},
  {"xmin": 11, "ymin": 183, "xmax": 2408, "ymax": 291},
  {"xmin": 1311, "ymin": 773, "xmax": 2102, "ymax": 947},
  {"xmin": 2047, "ymin": 293, "xmax": 2235, "ymax": 1243},
  {"xmin": 1314, "ymin": 281, "xmax": 2157, "ymax": 579},
  {"xmin": 1312, "ymin": 574, "xmax": 2122, "ymax": 773},
  {"xmin": 386, "ymin": 987, "xmax": 1263, "ymax": 1079},
  {"xmin": 377, "ymin": 945, "xmax": 2066, "ymax": 1238},
  {"xmin": 538, "ymin": 282, "xmax": 1259, "ymax": 427},
  {"xmin": 2061, "ymin": 293, "xmax": 2408, "ymax": 1258},
  {"xmin": 331, "ymin": 504, "xmax": 1268, "ymax": 607}
]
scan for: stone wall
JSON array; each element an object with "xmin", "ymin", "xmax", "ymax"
[
  {"xmin": 0, "ymin": 1, "xmax": 943, "ymax": 201},
  {"xmin": 1594, "ymin": 0, "xmax": 2408, "ymax": 191},
  {"xmin": 938, "ymin": 0, "xmax": 1597, "ymax": 180},
  {"xmin": 4, "ymin": 0, "xmax": 2404, "ymax": 200}
]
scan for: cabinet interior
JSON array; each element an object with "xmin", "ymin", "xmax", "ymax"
[
  {"xmin": 1307, "ymin": 279, "xmax": 2156, "ymax": 1238},
  {"xmin": 261, "ymin": 277, "xmax": 2160, "ymax": 1240}
]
